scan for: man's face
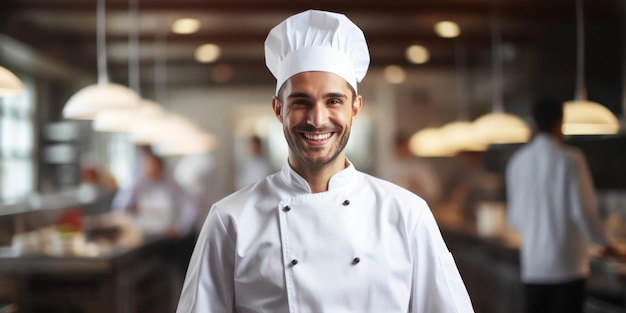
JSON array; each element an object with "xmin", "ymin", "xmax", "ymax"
[{"xmin": 272, "ymin": 71, "xmax": 362, "ymax": 171}]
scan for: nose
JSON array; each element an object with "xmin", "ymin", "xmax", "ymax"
[{"xmin": 307, "ymin": 103, "xmax": 327, "ymax": 128}]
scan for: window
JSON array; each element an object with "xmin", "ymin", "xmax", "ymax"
[{"xmin": 0, "ymin": 76, "xmax": 35, "ymax": 204}]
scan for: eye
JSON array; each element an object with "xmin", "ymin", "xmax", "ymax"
[
  {"xmin": 328, "ymin": 99, "xmax": 342, "ymax": 105},
  {"xmin": 291, "ymin": 99, "xmax": 310, "ymax": 106}
]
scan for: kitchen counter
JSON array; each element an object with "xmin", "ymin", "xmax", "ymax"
[
  {"xmin": 440, "ymin": 222, "xmax": 626, "ymax": 312},
  {"xmin": 0, "ymin": 235, "xmax": 184, "ymax": 313}
]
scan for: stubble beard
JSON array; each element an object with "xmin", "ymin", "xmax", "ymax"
[{"xmin": 284, "ymin": 124, "xmax": 352, "ymax": 171}]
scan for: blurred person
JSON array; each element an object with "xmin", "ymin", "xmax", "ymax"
[
  {"xmin": 235, "ymin": 135, "xmax": 273, "ymax": 189},
  {"xmin": 177, "ymin": 9, "xmax": 473, "ymax": 313},
  {"xmin": 506, "ymin": 97, "xmax": 625, "ymax": 313},
  {"xmin": 113, "ymin": 148, "xmax": 200, "ymax": 310},
  {"xmin": 112, "ymin": 149, "xmax": 198, "ymax": 238}
]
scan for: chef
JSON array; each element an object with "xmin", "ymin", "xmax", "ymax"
[{"xmin": 176, "ymin": 9, "xmax": 474, "ymax": 313}]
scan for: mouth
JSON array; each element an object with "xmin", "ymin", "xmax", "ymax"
[{"xmin": 301, "ymin": 132, "xmax": 334, "ymax": 144}]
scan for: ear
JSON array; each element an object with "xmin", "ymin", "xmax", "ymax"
[
  {"xmin": 352, "ymin": 95, "xmax": 363, "ymax": 118},
  {"xmin": 272, "ymin": 96, "xmax": 283, "ymax": 123}
]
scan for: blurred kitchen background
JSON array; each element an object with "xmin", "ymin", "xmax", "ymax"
[{"xmin": 1, "ymin": 0, "xmax": 626, "ymax": 312}]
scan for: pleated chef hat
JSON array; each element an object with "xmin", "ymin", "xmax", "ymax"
[{"xmin": 265, "ymin": 9, "xmax": 370, "ymax": 95}]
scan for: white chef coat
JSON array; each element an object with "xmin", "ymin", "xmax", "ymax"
[
  {"xmin": 112, "ymin": 175, "xmax": 198, "ymax": 236},
  {"xmin": 506, "ymin": 134, "xmax": 607, "ymax": 283},
  {"xmin": 177, "ymin": 161, "xmax": 473, "ymax": 313}
]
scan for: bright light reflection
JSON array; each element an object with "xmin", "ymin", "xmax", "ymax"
[{"xmin": 406, "ymin": 45, "xmax": 430, "ymax": 64}]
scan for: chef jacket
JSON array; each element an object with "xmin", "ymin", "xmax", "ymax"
[
  {"xmin": 177, "ymin": 161, "xmax": 473, "ymax": 313},
  {"xmin": 112, "ymin": 175, "xmax": 198, "ymax": 236},
  {"xmin": 506, "ymin": 134, "xmax": 607, "ymax": 283}
]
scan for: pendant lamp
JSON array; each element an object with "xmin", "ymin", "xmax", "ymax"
[
  {"xmin": 63, "ymin": 0, "xmax": 139, "ymax": 120},
  {"xmin": 0, "ymin": 66, "xmax": 24, "ymax": 97},
  {"xmin": 472, "ymin": 6, "xmax": 530, "ymax": 145},
  {"xmin": 153, "ymin": 131, "xmax": 217, "ymax": 156},
  {"xmin": 93, "ymin": 0, "xmax": 166, "ymax": 132},
  {"xmin": 408, "ymin": 127, "xmax": 455, "ymax": 157},
  {"xmin": 93, "ymin": 99, "xmax": 165, "ymax": 132},
  {"xmin": 562, "ymin": 0, "xmax": 619, "ymax": 135},
  {"xmin": 440, "ymin": 41, "xmax": 488, "ymax": 153}
]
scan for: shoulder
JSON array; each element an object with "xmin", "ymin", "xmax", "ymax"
[
  {"xmin": 212, "ymin": 172, "xmax": 283, "ymax": 216},
  {"xmin": 355, "ymin": 172, "xmax": 430, "ymax": 215}
]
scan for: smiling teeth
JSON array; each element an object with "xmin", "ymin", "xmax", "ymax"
[{"xmin": 304, "ymin": 133, "xmax": 332, "ymax": 140}]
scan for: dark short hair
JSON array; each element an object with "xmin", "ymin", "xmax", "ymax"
[{"xmin": 532, "ymin": 98, "xmax": 563, "ymax": 133}]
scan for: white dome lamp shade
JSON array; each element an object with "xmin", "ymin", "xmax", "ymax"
[
  {"xmin": 153, "ymin": 131, "xmax": 218, "ymax": 156},
  {"xmin": 0, "ymin": 66, "xmax": 24, "ymax": 97},
  {"xmin": 563, "ymin": 0, "xmax": 619, "ymax": 136},
  {"xmin": 408, "ymin": 128, "xmax": 455, "ymax": 157},
  {"xmin": 93, "ymin": 99, "xmax": 165, "ymax": 132},
  {"xmin": 440, "ymin": 121, "xmax": 488, "ymax": 152},
  {"xmin": 131, "ymin": 113, "xmax": 199, "ymax": 144},
  {"xmin": 473, "ymin": 112, "xmax": 530, "ymax": 144},
  {"xmin": 563, "ymin": 100, "xmax": 619, "ymax": 135},
  {"xmin": 62, "ymin": 0, "xmax": 139, "ymax": 120}
]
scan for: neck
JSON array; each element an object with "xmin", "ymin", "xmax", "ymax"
[{"xmin": 289, "ymin": 154, "xmax": 347, "ymax": 193}]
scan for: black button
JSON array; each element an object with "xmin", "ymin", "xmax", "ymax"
[
  {"xmin": 291, "ymin": 259, "xmax": 299, "ymax": 266},
  {"xmin": 352, "ymin": 257, "xmax": 360, "ymax": 264},
  {"xmin": 342, "ymin": 200, "xmax": 350, "ymax": 206},
  {"xmin": 283, "ymin": 205, "xmax": 291, "ymax": 212}
]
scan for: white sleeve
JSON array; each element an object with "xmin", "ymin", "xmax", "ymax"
[
  {"xmin": 177, "ymin": 205, "xmax": 236, "ymax": 313},
  {"xmin": 410, "ymin": 202, "xmax": 474, "ymax": 313},
  {"xmin": 567, "ymin": 152, "xmax": 607, "ymax": 247}
]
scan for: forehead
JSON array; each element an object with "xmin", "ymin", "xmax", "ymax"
[{"xmin": 281, "ymin": 71, "xmax": 351, "ymax": 96}]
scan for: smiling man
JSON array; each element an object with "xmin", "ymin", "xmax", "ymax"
[{"xmin": 177, "ymin": 9, "xmax": 474, "ymax": 313}]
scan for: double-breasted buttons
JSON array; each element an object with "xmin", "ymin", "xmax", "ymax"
[
  {"xmin": 342, "ymin": 200, "xmax": 350, "ymax": 206},
  {"xmin": 283, "ymin": 205, "xmax": 291, "ymax": 212},
  {"xmin": 352, "ymin": 257, "xmax": 360, "ymax": 265},
  {"xmin": 290, "ymin": 259, "xmax": 299, "ymax": 266}
]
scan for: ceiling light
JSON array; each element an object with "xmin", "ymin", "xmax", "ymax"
[
  {"xmin": 131, "ymin": 113, "xmax": 199, "ymax": 144},
  {"xmin": 563, "ymin": 100, "xmax": 620, "ymax": 135},
  {"xmin": 383, "ymin": 65, "xmax": 406, "ymax": 84},
  {"xmin": 64, "ymin": 84, "xmax": 140, "ymax": 119},
  {"xmin": 0, "ymin": 66, "xmax": 24, "ymax": 97},
  {"xmin": 434, "ymin": 21, "xmax": 461, "ymax": 38},
  {"xmin": 473, "ymin": 112, "xmax": 530, "ymax": 144},
  {"xmin": 93, "ymin": 99, "xmax": 165, "ymax": 132},
  {"xmin": 563, "ymin": 0, "xmax": 619, "ymax": 135},
  {"xmin": 62, "ymin": 0, "xmax": 139, "ymax": 120},
  {"xmin": 172, "ymin": 18, "xmax": 201, "ymax": 34},
  {"xmin": 153, "ymin": 131, "xmax": 217, "ymax": 156},
  {"xmin": 195, "ymin": 44, "xmax": 221, "ymax": 63},
  {"xmin": 440, "ymin": 121, "xmax": 488, "ymax": 152},
  {"xmin": 406, "ymin": 45, "xmax": 429, "ymax": 64},
  {"xmin": 408, "ymin": 128, "xmax": 455, "ymax": 157},
  {"xmin": 472, "ymin": 11, "xmax": 530, "ymax": 145}
]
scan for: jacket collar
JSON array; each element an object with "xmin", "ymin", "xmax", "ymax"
[{"xmin": 279, "ymin": 159, "xmax": 357, "ymax": 194}]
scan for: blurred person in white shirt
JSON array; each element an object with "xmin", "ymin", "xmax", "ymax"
[{"xmin": 506, "ymin": 97, "xmax": 625, "ymax": 313}]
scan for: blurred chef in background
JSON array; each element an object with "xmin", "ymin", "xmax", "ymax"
[
  {"xmin": 506, "ymin": 97, "xmax": 626, "ymax": 313},
  {"xmin": 112, "ymin": 147, "xmax": 198, "ymax": 238},
  {"xmin": 235, "ymin": 135, "xmax": 274, "ymax": 190}
]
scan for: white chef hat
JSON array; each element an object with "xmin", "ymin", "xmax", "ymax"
[{"xmin": 265, "ymin": 9, "xmax": 370, "ymax": 95}]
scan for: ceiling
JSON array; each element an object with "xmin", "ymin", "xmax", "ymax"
[{"xmin": 2, "ymin": 0, "xmax": 623, "ymax": 93}]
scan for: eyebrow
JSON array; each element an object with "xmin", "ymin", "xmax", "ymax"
[{"xmin": 287, "ymin": 92, "xmax": 348, "ymax": 100}]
